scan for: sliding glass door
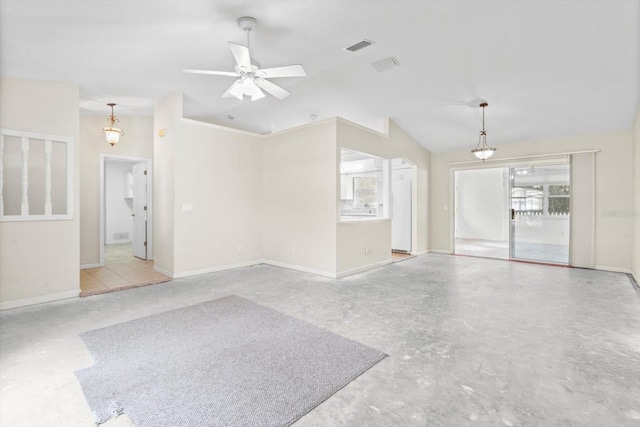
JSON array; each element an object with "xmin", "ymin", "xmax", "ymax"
[
  {"xmin": 454, "ymin": 163, "xmax": 571, "ymax": 265},
  {"xmin": 510, "ymin": 164, "xmax": 570, "ymax": 264},
  {"xmin": 454, "ymin": 167, "xmax": 510, "ymax": 259}
]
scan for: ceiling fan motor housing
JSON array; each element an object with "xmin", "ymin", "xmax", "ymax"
[{"xmin": 238, "ymin": 17, "xmax": 257, "ymax": 32}]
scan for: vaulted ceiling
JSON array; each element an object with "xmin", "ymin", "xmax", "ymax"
[{"xmin": 1, "ymin": 1, "xmax": 638, "ymax": 152}]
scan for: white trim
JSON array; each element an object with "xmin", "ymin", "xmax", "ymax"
[
  {"xmin": 181, "ymin": 117, "xmax": 263, "ymax": 137},
  {"xmin": 180, "ymin": 116, "xmax": 390, "ymax": 140},
  {"xmin": 631, "ymin": 270, "xmax": 639, "ymax": 286},
  {"xmin": 336, "ymin": 117, "xmax": 389, "ymax": 139},
  {"xmin": 0, "ymin": 289, "xmax": 79, "ymax": 311},
  {"xmin": 335, "ymin": 259, "xmax": 392, "ymax": 278},
  {"xmin": 594, "ymin": 265, "xmax": 632, "ymax": 274},
  {"xmin": 80, "ymin": 263, "xmax": 101, "ymax": 269},
  {"xmin": 171, "ymin": 260, "xmax": 265, "ymax": 279},
  {"xmin": 415, "ymin": 250, "xmax": 430, "ymax": 256},
  {"xmin": 164, "ymin": 258, "xmax": 395, "ymax": 281},
  {"xmin": 0, "ymin": 128, "xmax": 74, "ymax": 221},
  {"xmin": 263, "ymin": 260, "xmax": 337, "ymax": 279},
  {"xmin": 152, "ymin": 265, "xmax": 173, "ymax": 278},
  {"xmin": 99, "ymin": 154, "xmax": 153, "ymax": 267},
  {"xmin": 0, "ymin": 214, "xmax": 73, "ymax": 221},
  {"xmin": 446, "ymin": 149, "xmax": 600, "ymax": 166},
  {"xmin": 429, "ymin": 249, "xmax": 452, "ymax": 254}
]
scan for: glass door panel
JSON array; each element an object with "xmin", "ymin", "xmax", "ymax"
[
  {"xmin": 510, "ymin": 164, "xmax": 570, "ymax": 264},
  {"xmin": 454, "ymin": 167, "xmax": 510, "ymax": 259}
]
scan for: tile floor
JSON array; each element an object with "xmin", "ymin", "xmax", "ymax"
[
  {"xmin": 391, "ymin": 251, "xmax": 415, "ymax": 262},
  {"xmin": 80, "ymin": 243, "xmax": 171, "ymax": 296}
]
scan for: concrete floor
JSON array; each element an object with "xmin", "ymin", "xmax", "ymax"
[
  {"xmin": 1, "ymin": 254, "xmax": 639, "ymax": 426},
  {"xmin": 455, "ymin": 238, "xmax": 570, "ymax": 264}
]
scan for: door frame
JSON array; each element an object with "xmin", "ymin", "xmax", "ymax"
[{"xmin": 99, "ymin": 154, "xmax": 153, "ymax": 266}]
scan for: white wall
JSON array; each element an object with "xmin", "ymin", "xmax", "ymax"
[
  {"xmin": 0, "ymin": 78, "xmax": 80, "ymax": 308},
  {"xmin": 337, "ymin": 219, "xmax": 391, "ymax": 275},
  {"xmin": 337, "ymin": 119, "xmax": 431, "ymax": 265},
  {"xmin": 154, "ymin": 93, "xmax": 263, "ymax": 277},
  {"xmin": 105, "ymin": 161, "xmax": 134, "ymax": 244},
  {"xmin": 262, "ymin": 121, "xmax": 338, "ymax": 276},
  {"xmin": 153, "ymin": 94, "xmax": 178, "ymax": 275},
  {"xmin": 632, "ymin": 107, "xmax": 640, "ymax": 282},
  {"xmin": 79, "ymin": 115, "xmax": 154, "ymax": 266},
  {"xmin": 152, "ymin": 95, "xmax": 430, "ymax": 279},
  {"xmin": 455, "ymin": 168, "xmax": 508, "ymax": 241},
  {"xmin": 431, "ymin": 130, "xmax": 634, "ymax": 272}
]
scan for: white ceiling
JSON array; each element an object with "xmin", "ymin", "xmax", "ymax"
[{"xmin": 1, "ymin": 1, "xmax": 638, "ymax": 152}]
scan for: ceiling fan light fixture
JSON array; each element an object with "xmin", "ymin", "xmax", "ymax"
[
  {"xmin": 102, "ymin": 103, "xmax": 124, "ymax": 146},
  {"xmin": 183, "ymin": 16, "xmax": 306, "ymax": 101},
  {"xmin": 471, "ymin": 102, "xmax": 496, "ymax": 161}
]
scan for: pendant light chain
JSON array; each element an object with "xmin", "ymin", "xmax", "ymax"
[{"xmin": 470, "ymin": 101, "xmax": 496, "ymax": 161}]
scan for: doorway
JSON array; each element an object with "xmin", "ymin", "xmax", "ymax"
[
  {"xmin": 78, "ymin": 154, "xmax": 169, "ymax": 296},
  {"xmin": 454, "ymin": 162, "xmax": 570, "ymax": 265},
  {"xmin": 101, "ymin": 155, "xmax": 152, "ymax": 264}
]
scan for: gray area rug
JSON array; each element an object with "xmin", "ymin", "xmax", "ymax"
[{"xmin": 75, "ymin": 295, "xmax": 386, "ymax": 426}]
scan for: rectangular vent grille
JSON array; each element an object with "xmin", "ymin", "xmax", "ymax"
[
  {"xmin": 113, "ymin": 232, "xmax": 130, "ymax": 240},
  {"xmin": 344, "ymin": 39, "xmax": 374, "ymax": 52},
  {"xmin": 372, "ymin": 57, "xmax": 400, "ymax": 73}
]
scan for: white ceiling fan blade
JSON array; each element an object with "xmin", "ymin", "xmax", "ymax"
[
  {"xmin": 256, "ymin": 78, "xmax": 290, "ymax": 100},
  {"xmin": 222, "ymin": 80, "xmax": 244, "ymax": 100},
  {"xmin": 229, "ymin": 42, "xmax": 251, "ymax": 69},
  {"xmin": 259, "ymin": 64, "xmax": 306, "ymax": 78},
  {"xmin": 244, "ymin": 79, "xmax": 265, "ymax": 101},
  {"xmin": 183, "ymin": 69, "xmax": 238, "ymax": 77}
]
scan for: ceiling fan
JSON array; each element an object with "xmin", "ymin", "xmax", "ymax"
[{"xmin": 183, "ymin": 17, "xmax": 306, "ymax": 101}]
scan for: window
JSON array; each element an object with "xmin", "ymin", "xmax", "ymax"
[
  {"xmin": 0, "ymin": 128, "xmax": 74, "ymax": 221},
  {"xmin": 353, "ymin": 176, "xmax": 377, "ymax": 209},
  {"xmin": 340, "ymin": 149, "xmax": 389, "ymax": 220}
]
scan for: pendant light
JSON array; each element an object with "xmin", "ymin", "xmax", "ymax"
[
  {"xmin": 102, "ymin": 103, "xmax": 124, "ymax": 146},
  {"xmin": 471, "ymin": 102, "xmax": 496, "ymax": 160}
]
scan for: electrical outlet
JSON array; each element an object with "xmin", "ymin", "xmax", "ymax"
[
  {"xmin": 237, "ymin": 244, "xmax": 242, "ymax": 253},
  {"xmin": 365, "ymin": 246, "xmax": 370, "ymax": 255}
]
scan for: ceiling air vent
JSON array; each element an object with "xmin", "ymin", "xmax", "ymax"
[
  {"xmin": 344, "ymin": 39, "xmax": 374, "ymax": 52},
  {"xmin": 372, "ymin": 57, "xmax": 400, "ymax": 73}
]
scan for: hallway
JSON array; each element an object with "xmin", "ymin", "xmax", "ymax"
[{"xmin": 80, "ymin": 244, "xmax": 170, "ymax": 296}]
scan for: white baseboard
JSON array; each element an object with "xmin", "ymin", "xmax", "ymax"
[
  {"xmin": 415, "ymin": 250, "xmax": 430, "ymax": 256},
  {"xmin": 335, "ymin": 259, "xmax": 392, "ymax": 278},
  {"xmin": 262, "ymin": 260, "xmax": 337, "ymax": 279},
  {"xmin": 80, "ymin": 263, "xmax": 101, "ymax": 269},
  {"xmin": 631, "ymin": 269, "xmax": 639, "ymax": 285},
  {"xmin": 106, "ymin": 240, "xmax": 132, "ymax": 245},
  {"xmin": 594, "ymin": 265, "xmax": 632, "ymax": 274},
  {"xmin": 167, "ymin": 258, "xmax": 394, "ymax": 281},
  {"xmin": 171, "ymin": 260, "xmax": 264, "ymax": 279},
  {"xmin": 429, "ymin": 249, "xmax": 451, "ymax": 255},
  {"xmin": 0, "ymin": 289, "xmax": 79, "ymax": 311},
  {"xmin": 152, "ymin": 265, "xmax": 173, "ymax": 278}
]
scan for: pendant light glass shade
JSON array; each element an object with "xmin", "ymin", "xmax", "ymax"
[
  {"xmin": 102, "ymin": 103, "xmax": 124, "ymax": 146},
  {"xmin": 471, "ymin": 103, "xmax": 496, "ymax": 160}
]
